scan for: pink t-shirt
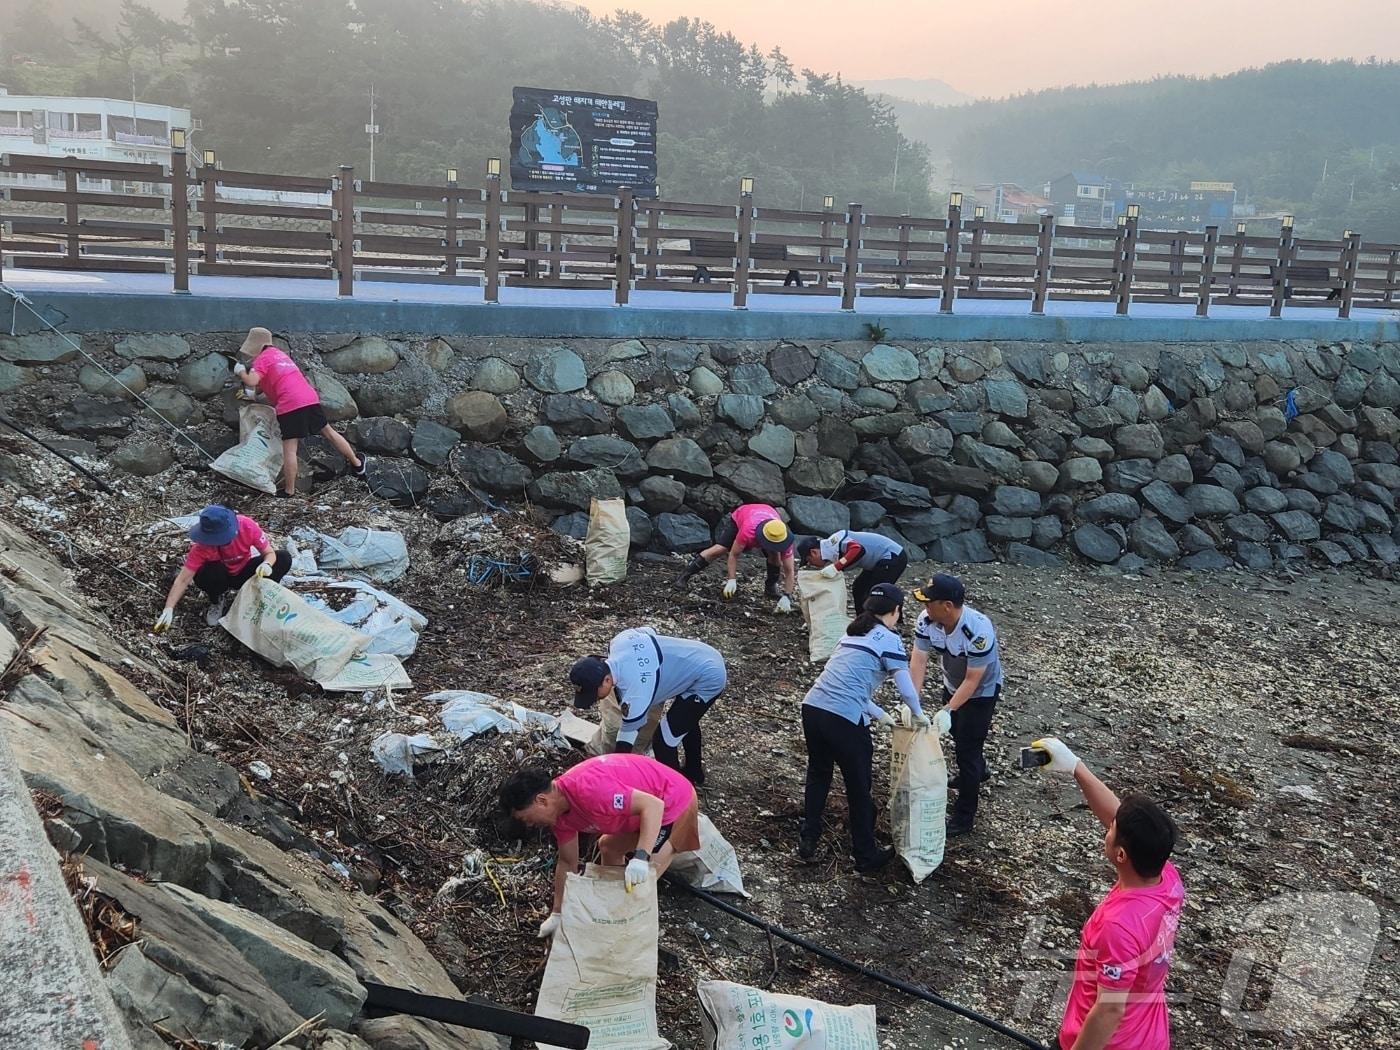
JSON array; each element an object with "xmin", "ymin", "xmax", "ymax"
[
  {"xmin": 183, "ymin": 514, "xmax": 270, "ymax": 575},
  {"xmin": 552, "ymin": 753, "xmax": 696, "ymax": 846},
  {"xmin": 251, "ymin": 345, "xmax": 320, "ymax": 416},
  {"xmin": 730, "ymin": 503, "xmax": 781, "ymax": 551},
  {"xmin": 1059, "ymin": 861, "xmax": 1184, "ymax": 1050}
]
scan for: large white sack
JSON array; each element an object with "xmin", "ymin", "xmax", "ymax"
[
  {"xmin": 220, "ymin": 578, "xmax": 366, "ymax": 683},
  {"xmin": 888, "ymin": 718, "xmax": 949, "ymax": 883},
  {"xmin": 536, "ymin": 865, "xmax": 669, "ymax": 1050},
  {"xmin": 697, "ymin": 982, "xmax": 878, "ymax": 1050},
  {"xmin": 669, "ymin": 813, "xmax": 749, "ymax": 897},
  {"xmin": 796, "ymin": 569, "xmax": 849, "ymax": 663},
  {"xmin": 319, "ymin": 652, "xmax": 411, "ymax": 692},
  {"xmin": 211, "ymin": 403, "xmax": 284, "ymax": 494},
  {"xmin": 299, "ymin": 526, "xmax": 410, "ymax": 583},
  {"xmin": 585, "ymin": 498, "xmax": 630, "ymax": 585}
]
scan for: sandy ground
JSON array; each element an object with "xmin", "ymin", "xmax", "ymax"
[{"xmin": 4, "ymin": 446, "xmax": 1397, "ymax": 1050}]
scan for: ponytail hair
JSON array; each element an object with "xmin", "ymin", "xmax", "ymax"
[
  {"xmin": 846, "ymin": 582, "xmax": 905, "ymax": 637},
  {"xmin": 846, "ymin": 610, "xmax": 881, "ymax": 636}
]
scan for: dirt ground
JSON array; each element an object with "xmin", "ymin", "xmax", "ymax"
[{"xmin": 5, "ymin": 441, "xmax": 1398, "ymax": 1050}]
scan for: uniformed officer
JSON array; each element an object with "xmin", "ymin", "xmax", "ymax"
[
  {"xmin": 795, "ymin": 530, "xmax": 909, "ymax": 612},
  {"xmin": 569, "ymin": 626, "xmax": 727, "ymax": 786},
  {"xmin": 910, "ymin": 574, "xmax": 1004, "ymax": 836}
]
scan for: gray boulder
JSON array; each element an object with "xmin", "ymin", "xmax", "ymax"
[
  {"xmin": 664, "ymin": 343, "xmax": 703, "ymax": 370},
  {"xmin": 815, "ymin": 350, "xmax": 860, "ymax": 390},
  {"xmin": 1207, "ymin": 463, "xmax": 1247, "ymax": 494},
  {"xmin": 906, "ymin": 379, "xmax": 953, "ymax": 414},
  {"xmin": 551, "ymin": 512, "xmax": 589, "ymax": 539},
  {"xmin": 1019, "ymin": 461, "xmax": 1059, "ymax": 494},
  {"xmin": 688, "ymin": 366, "xmax": 725, "ymax": 396},
  {"xmin": 984, "ymin": 379, "xmax": 1030, "ymax": 419},
  {"xmin": 717, "ymin": 393, "xmax": 765, "ymax": 430},
  {"xmin": 729, "ymin": 362, "xmax": 778, "ymax": 397},
  {"xmin": 1225, "ymin": 513, "xmax": 1271, "ymax": 542},
  {"xmin": 178, "ymin": 354, "xmax": 231, "ymax": 397},
  {"xmin": 770, "ymin": 395, "xmax": 821, "ymax": 431},
  {"xmin": 1321, "ymin": 496, "xmax": 1365, "ymax": 533},
  {"xmin": 646, "ymin": 437, "xmax": 713, "ymax": 479},
  {"xmin": 79, "ymin": 363, "xmax": 146, "ymax": 398},
  {"xmin": 1184, "ymin": 484, "xmax": 1241, "ymax": 518},
  {"xmin": 748, "ymin": 424, "xmax": 796, "ymax": 468},
  {"xmin": 1072, "ymin": 524, "xmax": 1122, "ymax": 564},
  {"xmin": 1271, "ymin": 510, "xmax": 1321, "ymax": 542},
  {"xmin": 1078, "ymin": 493, "xmax": 1141, "ymax": 524},
  {"xmin": 410, "ymin": 420, "xmax": 460, "ymax": 466},
  {"xmin": 1262, "ymin": 441, "xmax": 1303, "ymax": 475},
  {"xmin": 787, "ymin": 456, "xmax": 846, "ymax": 495},
  {"xmin": 521, "ymin": 425, "xmax": 562, "ymax": 463},
  {"xmin": 1058, "ymin": 457, "xmax": 1103, "ymax": 488},
  {"xmin": 1104, "ymin": 458, "xmax": 1154, "ymax": 494},
  {"xmin": 656, "ymin": 512, "xmax": 713, "ymax": 552},
  {"xmin": 987, "ymin": 485, "xmax": 1041, "ymax": 517},
  {"xmin": 912, "ymin": 459, "xmax": 995, "ymax": 497},
  {"xmin": 897, "ymin": 508, "xmax": 962, "ymax": 545},
  {"xmin": 566, "ymin": 435, "xmax": 646, "ymax": 479},
  {"xmin": 1233, "ymin": 541, "xmax": 1275, "ymax": 571},
  {"xmin": 894, "ymin": 423, "xmax": 954, "ymax": 461},
  {"xmin": 852, "ymin": 386, "xmax": 899, "ymax": 411},
  {"xmin": 527, "ymin": 469, "xmax": 623, "ymax": 510},
  {"xmin": 1177, "ymin": 524, "xmax": 1217, "ymax": 552},
  {"xmin": 862, "ymin": 344, "xmax": 920, "ymax": 382},
  {"xmin": 851, "ymin": 475, "xmax": 932, "ymax": 511},
  {"xmin": 787, "ymin": 496, "xmax": 850, "ymax": 535},
  {"xmin": 627, "ymin": 506, "xmax": 653, "ymax": 548},
  {"xmin": 471, "ymin": 357, "xmax": 521, "ymax": 394},
  {"xmin": 616, "ymin": 404, "xmax": 675, "ymax": 441},
  {"xmin": 1129, "ymin": 517, "xmax": 1180, "ymax": 562},
  {"xmin": 112, "ymin": 440, "xmax": 175, "ymax": 476},
  {"xmin": 1285, "ymin": 488, "xmax": 1323, "ymax": 514},
  {"xmin": 985, "ymin": 515, "xmax": 1033, "ymax": 542},
  {"xmin": 1031, "ymin": 515, "xmax": 1064, "ymax": 549},
  {"xmin": 589, "ymin": 370, "xmax": 635, "ymax": 406},
  {"xmin": 542, "ymin": 394, "xmax": 611, "ymax": 435},
  {"xmin": 769, "ymin": 344, "xmax": 816, "ymax": 386},
  {"xmin": 639, "ymin": 475, "xmax": 686, "ymax": 513},
  {"xmin": 1356, "ymin": 462, "xmax": 1400, "ymax": 489},
  {"xmin": 954, "ymin": 436, "xmax": 1021, "ymax": 477},
  {"xmin": 849, "ymin": 500, "xmax": 886, "ymax": 529},
  {"xmin": 1155, "ymin": 454, "xmax": 1194, "ymax": 488},
  {"xmin": 1311, "ymin": 449, "xmax": 1356, "ymax": 487},
  {"xmin": 115, "ymin": 334, "xmax": 189, "ymax": 361},
  {"xmin": 0, "ymin": 331, "xmax": 78, "ymax": 364},
  {"xmin": 1180, "ymin": 549, "xmax": 1233, "ymax": 570},
  {"xmin": 715, "ymin": 457, "xmax": 785, "ymax": 503},
  {"xmin": 55, "ymin": 396, "xmax": 133, "ymax": 437},
  {"xmin": 1114, "ymin": 423, "xmax": 1164, "ymax": 461},
  {"xmin": 325, "ymin": 336, "xmax": 398, "ymax": 374},
  {"xmin": 1141, "ymin": 480, "xmax": 1193, "ymax": 524},
  {"xmin": 1242, "ymin": 487, "xmax": 1288, "ymax": 514},
  {"xmin": 1143, "ymin": 385, "xmax": 1173, "ymax": 420},
  {"xmin": 350, "ymin": 417, "xmax": 413, "ymax": 455},
  {"xmin": 929, "ymin": 530, "xmax": 996, "ymax": 564},
  {"xmin": 667, "ymin": 394, "xmax": 703, "ymax": 429},
  {"xmin": 1007, "ymin": 543, "xmax": 1065, "ymax": 568},
  {"xmin": 445, "ymin": 390, "xmax": 508, "ymax": 441},
  {"xmin": 364, "ymin": 460, "xmax": 429, "ymax": 504},
  {"xmin": 461, "ymin": 448, "xmax": 531, "ymax": 494},
  {"xmin": 524, "ymin": 346, "xmax": 588, "ymax": 393},
  {"xmin": 308, "ymin": 370, "xmax": 357, "ymax": 422}
]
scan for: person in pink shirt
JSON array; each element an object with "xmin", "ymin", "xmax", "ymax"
[
  {"xmin": 232, "ymin": 326, "xmax": 365, "ymax": 497},
  {"xmin": 674, "ymin": 502, "xmax": 796, "ymax": 613},
  {"xmin": 500, "ymin": 754, "xmax": 701, "ymax": 938},
  {"xmin": 1032, "ymin": 737, "xmax": 1184, "ymax": 1050},
  {"xmin": 153, "ymin": 504, "xmax": 291, "ymax": 631}
]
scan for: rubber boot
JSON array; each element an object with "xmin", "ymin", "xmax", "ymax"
[
  {"xmin": 763, "ymin": 560, "xmax": 780, "ymax": 599},
  {"xmin": 682, "ymin": 725, "xmax": 705, "ymax": 787},
  {"xmin": 652, "ymin": 738, "xmax": 681, "ymax": 771},
  {"xmin": 675, "ymin": 553, "xmax": 709, "ymax": 591}
]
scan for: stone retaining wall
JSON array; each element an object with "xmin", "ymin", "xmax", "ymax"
[{"xmin": 3, "ymin": 330, "xmax": 1398, "ymax": 573}]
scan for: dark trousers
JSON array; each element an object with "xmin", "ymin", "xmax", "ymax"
[
  {"xmin": 949, "ymin": 690, "xmax": 999, "ymax": 822},
  {"xmin": 193, "ymin": 549, "xmax": 292, "ymax": 600},
  {"xmin": 851, "ymin": 552, "xmax": 908, "ymax": 612},
  {"xmin": 801, "ymin": 705, "xmax": 879, "ymax": 865}
]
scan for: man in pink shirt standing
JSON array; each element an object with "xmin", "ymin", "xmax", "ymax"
[
  {"xmin": 232, "ymin": 326, "xmax": 365, "ymax": 497},
  {"xmin": 674, "ymin": 501, "xmax": 797, "ymax": 614},
  {"xmin": 500, "ymin": 754, "xmax": 700, "ymax": 939},
  {"xmin": 1032, "ymin": 737, "xmax": 1184, "ymax": 1050}
]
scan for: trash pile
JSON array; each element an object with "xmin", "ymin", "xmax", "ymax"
[{"xmin": 370, "ymin": 689, "xmax": 568, "ymax": 777}]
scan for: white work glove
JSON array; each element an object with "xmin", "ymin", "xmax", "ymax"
[
  {"xmin": 872, "ymin": 709, "xmax": 895, "ymax": 729},
  {"xmin": 153, "ymin": 608, "xmax": 174, "ymax": 633},
  {"xmin": 1031, "ymin": 737, "xmax": 1081, "ymax": 774},
  {"xmin": 934, "ymin": 709, "xmax": 953, "ymax": 735},
  {"xmin": 775, "ymin": 594, "xmax": 794, "ymax": 615},
  {"xmin": 818, "ymin": 563, "xmax": 839, "ymax": 579},
  {"xmin": 721, "ymin": 578, "xmax": 738, "ymax": 600},
  {"xmin": 537, "ymin": 913, "xmax": 561, "ymax": 939},
  {"xmin": 232, "ymin": 362, "xmax": 248, "ymax": 377},
  {"xmin": 235, "ymin": 386, "xmax": 257, "ymax": 401},
  {"xmin": 912, "ymin": 712, "xmax": 931, "ymax": 730},
  {"xmin": 253, "ymin": 559, "xmax": 274, "ymax": 579},
  {"xmin": 624, "ymin": 856, "xmax": 651, "ymax": 893}
]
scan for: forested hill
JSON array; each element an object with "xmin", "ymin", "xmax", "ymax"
[
  {"xmin": 892, "ymin": 59, "xmax": 1400, "ymax": 238},
  {"xmin": 1, "ymin": 0, "xmax": 934, "ymax": 214}
]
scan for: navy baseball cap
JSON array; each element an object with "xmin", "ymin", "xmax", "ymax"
[
  {"xmin": 912, "ymin": 573, "xmax": 965, "ymax": 605},
  {"xmin": 569, "ymin": 656, "xmax": 610, "ymax": 708},
  {"xmin": 189, "ymin": 505, "xmax": 238, "ymax": 546},
  {"xmin": 863, "ymin": 583, "xmax": 905, "ymax": 615}
]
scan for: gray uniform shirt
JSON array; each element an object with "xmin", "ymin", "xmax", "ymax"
[
  {"xmin": 819, "ymin": 530, "xmax": 904, "ymax": 571},
  {"xmin": 801, "ymin": 624, "xmax": 925, "ymax": 726},
  {"xmin": 607, "ymin": 627, "xmax": 727, "ymax": 745},
  {"xmin": 913, "ymin": 604, "xmax": 1003, "ymax": 698}
]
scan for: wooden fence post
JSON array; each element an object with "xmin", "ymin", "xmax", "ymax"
[
  {"xmin": 940, "ymin": 198, "xmax": 961, "ymax": 313},
  {"xmin": 896, "ymin": 214, "xmax": 911, "ymax": 290},
  {"xmin": 200, "ymin": 163, "xmax": 217, "ymax": 275},
  {"xmin": 733, "ymin": 183, "xmax": 753, "ymax": 309},
  {"xmin": 967, "ymin": 211, "xmax": 985, "ymax": 294},
  {"xmin": 614, "ymin": 187, "xmax": 634, "ymax": 307},
  {"xmin": 1270, "ymin": 220, "xmax": 1295, "ymax": 317},
  {"xmin": 1196, "ymin": 225, "xmax": 1218, "ymax": 317},
  {"xmin": 1338, "ymin": 233, "xmax": 1360, "ymax": 319},
  {"xmin": 1115, "ymin": 215, "xmax": 1139, "ymax": 315},
  {"xmin": 818, "ymin": 200, "xmax": 834, "ymax": 290},
  {"xmin": 484, "ymin": 169, "xmax": 501, "ymax": 303},
  {"xmin": 334, "ymin": 165, "xmax": 354, "ymax": 297},
  {"xmin": 1031, "ymin": 213, "xmax": 1054, "ymax": 315},
  {"xmin": 523, "ymin": 202, "xmax": 539, "ymax": 280},
  {"xmin": 840, "ymin": 203, "xmax": 862, "ymax": 311},
  {"xmin": 1385, "ymin": 248, "xmax": 1399, "ymax": 307},
  {"xmin": 169, "ymin": 144, "xmax": 190, "ymax": 293},
  {"xmin": 443, "ymin": 174, "xmax": 459, "ymax": 278},
  {"xmin": 1168, "ymin": 234, "xmax": 1184, "ymax": 298},
  {"xmin": 64, "ymin": 167, "xmax": 80, "ymax": 266}
]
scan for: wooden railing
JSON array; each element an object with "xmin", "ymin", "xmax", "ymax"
[{"xmin": 3, "ymin": 151, "xmax": 1399, "ymax": 319}]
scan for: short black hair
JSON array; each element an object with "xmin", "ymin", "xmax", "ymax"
[
  {"xmin": 795, "ymin": 536, "xmax": 821, "ymax": 562},
  {"xmin": 499, "ymin": 767, "xmax": 554, "ymax": 815},
  {"xmin": 1113, "ymin": 794, "xmax": 1177, "ymax": 878}
]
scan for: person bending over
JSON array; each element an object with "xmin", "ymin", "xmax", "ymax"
[
  {"xmin": 154, "ymin": 504, "xmax": 291, "ymax": 631},
  {"xmin": 675, "ymin": 502, "xmax": 796, "ymax": 614},
  {"xmin": 795, "ymin": 529, "xmax": 909, "ymax": 612}
]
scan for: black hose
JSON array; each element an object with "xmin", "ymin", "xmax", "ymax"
[
  {"xmin": 0, "ymin": 414, "xmax": 114, "ymax": 493},
  {"xmin": 664, "ymin": 874, "xmax": 1049, "ymax": 1050}
]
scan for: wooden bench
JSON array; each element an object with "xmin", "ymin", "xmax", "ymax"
[
  {"xmin": 687, "ymin": 237, "xmax": 804, "ymax": 286},
  {"xmin": 1284, "ymin": 263, "xmax": 1341, "ymax": 300}
]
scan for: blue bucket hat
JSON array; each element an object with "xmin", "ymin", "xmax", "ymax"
[{"xmin": 189, "ymin": 505, "xmax": 238, "ymax": 546}]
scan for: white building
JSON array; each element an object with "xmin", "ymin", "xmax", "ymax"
[{"xmin": 0, "ymin": 88, "xmax": 192, "ymax": 187}]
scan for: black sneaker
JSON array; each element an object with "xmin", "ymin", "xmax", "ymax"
[
  {"xmin": 353, "ymin": 457, "xmax": 369, "ymax": 478},
  {"xmin": 797, "ymin": 836, "xmax": 819, "ymax": 861},
  {"xmin": 946, "ymin": 818, "xmax": 975, "ymax": 838},
  {"xmin": 947, "ymin": 769, "xmax": 993, "ymax": 790},
  {"xmin": 854, "ymin": 845, "xmax": 895, "ymax": 874}
]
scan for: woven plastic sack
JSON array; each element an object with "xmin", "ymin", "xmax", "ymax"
[
  {"xmin": 888, "ymin": 716, "xmax": 949, "ymax": 883},
  {"xmin": 536, "ymin": 865, "xmax": 669, "ymax": 1050},
  {"xmin": 211, "ymin": 403, "xmax": 284, "ymax": 494},
  {"xmin": 669, "ymin": 814, "xmax": 749, "ymax": 897},
  {"xmin": 585, "ymin": 498, "xmax": 630, "ymax": 585},
  {"xmin": 796, "ymin": 569, "xmax": 849, "ymax": 663},
  {"xmin": 319, "ymin": 652, "xmax": 411, "ymax": 692},
  {"xmin": 697, "ymin": 981, "xmax": 877, "ymax": 1050},
  {"xmin": 220, "ymin": 578, "xmax": 366, "ymax": 684}
]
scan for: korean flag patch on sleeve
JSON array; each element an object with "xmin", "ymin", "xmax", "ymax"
[
  {"xmin": 1101, "ymin": 963, "xmax": 1123, "ymax": 981},
  {"xmin": 612, "ymin": 792, "xmax": 626, "ymax": 811}
]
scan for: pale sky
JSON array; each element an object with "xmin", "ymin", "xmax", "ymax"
[{"xmin": 572, "ymin": 0, "xmax": 1400, "ymax": 98}]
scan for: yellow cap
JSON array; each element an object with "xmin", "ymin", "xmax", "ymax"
[{"xmin": 759, "ymin": 518, "xmax": 792, "ymax": 551}]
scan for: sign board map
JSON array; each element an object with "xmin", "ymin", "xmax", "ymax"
[{"xmin": 509, "ymin": 87, "xmax": 658, "ymax": 197}]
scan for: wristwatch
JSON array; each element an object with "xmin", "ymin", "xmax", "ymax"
[{"xmin": 629, "ymin": 848, "xmax": 650, "ymax": 862}]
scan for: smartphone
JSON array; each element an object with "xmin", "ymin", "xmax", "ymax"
[{"xmin": 1019, "ymin": 746, "xmax": 1051, "ymax": 769}]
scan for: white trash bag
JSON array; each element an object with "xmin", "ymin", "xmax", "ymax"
[
  {"xmin": 669, "ymin": 814, "xmax": 749, "ymax": 897},
  {"xmin": 220, "ymin": 578, "xmax": 366, "ymax": 684},
  {"xmin": 296, "ymin": 526, "xmax": 410, "ymax": 583},
  {"xmin": 796, "ymin": 569, "xmax": 849, "ymax": 663},
  {"xmin": 370, "ymin": 732, "xmax": 443, "ymax": 776},
  {"xmin": 211, "ymin": 403, "xmax": 284, "ymax": 494},
  {"xmin": 697, "ymin": 982, "xmax": 878, "ymax": 1050},
  {"xmin": 430, "ymin": 690, "xmax": 564, "ymax": 745},
  {"xmin": 536, "ymin": 865, "xmax": 669, "ymax": 1050},
  {"xmin": 888, "ymin": 717, "xmax": 948, "ymax": 883},
  {"xmin": 585, "ymin": 498, "xmax": 630, "ymax": 585}
]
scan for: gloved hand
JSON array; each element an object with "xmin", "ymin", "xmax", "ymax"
[
  {"xmin": 912, "ymin": 712, "xmax": 931, "ymax": 730},
  {"xmin": 775, "ymin": 593, "xmax": 793, "ymax": 615},
  {"xmin": 934, "ymin": 708, "xmax": 953, "ymax": 735},
  {"xmin": 235, "ymin": 386, "xmax": 257, "ymax": 401},
  {"xmin": 153, "ymin": 608, "xmax": 174, "ymax": 633},
  {"xmin": 232, "ymin": 361, "xmax": 248, "ymax": 377},
  {"xmin": 721, "ymin": 578, "xmax": 738, "ymax": 600},
  {"xmin": 1031, "ymin": 737, "xmax": 1080, "ymax": 774},
  {"xmin": 818, "ymin": 563, "xmax": 839, "ymax": 579},
  {"xmin": 253, "ymin": 559, "xmax": 273, "ymax": 579},
  {"xmin": 537, "ymin": 913, "xmax": 561, "ymax": 939},
  {"xmin": 872, "ymin": 709, "xmax": 895, "ymax": 729},
  {"xmin": 624, "ymin": 856, "xmax": 651, "ymax": 892}
]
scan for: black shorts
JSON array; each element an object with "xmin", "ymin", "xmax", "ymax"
[
  {"xmin": 713, "ymin": 514, "xmax": 739, "ymax": 549},
  {"xmin": 651, "ymin": 824, "xmax": 674, "ymax": 852},
  {"xmin": 276, "ymin": 403, "xmax": 328, "ymax": 440}
]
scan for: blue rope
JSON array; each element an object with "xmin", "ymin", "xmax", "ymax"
[{"xmin": 466, "ymin": 554, "xmax": 536, "ymax": 587}]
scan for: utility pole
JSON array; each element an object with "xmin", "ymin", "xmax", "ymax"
[
  {"xmin": 365, "ymin": 83, "xmax": 380, "ymax": 182},
  {"xmin": 891, "ymin": 135, "xmax": 900, "ymax": 193}
]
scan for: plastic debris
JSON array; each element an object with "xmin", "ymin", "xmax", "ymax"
[
  {"xmin": 370, "ymin": 731, "xmax": 443, "ymax": 776},
  {"xmin": 295, "ymin": 526, "xmax": 410, "ymax": 583},
  {"xmin": 429, "ymin": 689, "xmax": 566, "ymax": 747},
  {"xmin": 247, "ymin": 760, "xmax": 273, "ymax": 781}
]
